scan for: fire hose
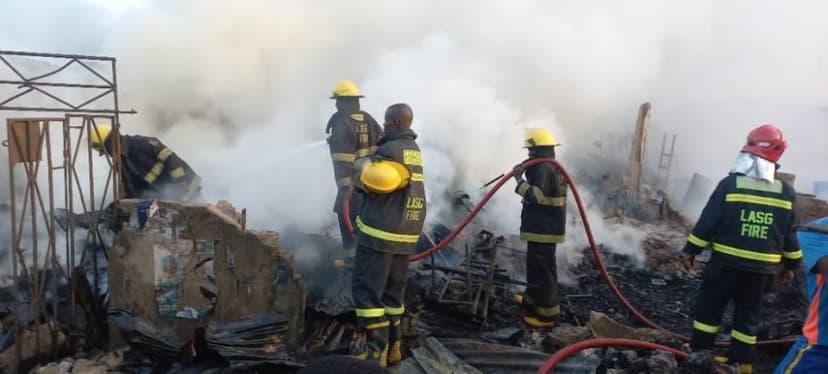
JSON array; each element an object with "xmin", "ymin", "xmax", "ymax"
[
  {"xmin": 343, "ymin": 158, "xmax": 797, "ymax": 347},
  {"xmin": 535, "ymin": 338, "xmax": 687, "ymax": 374},
  {"xmin": 533, "ymin": 338, "xmax": 727, "ymax": 374},
  {"xmin": 342, "ymin": 185, "xmax": 357, "ymax": 242}
]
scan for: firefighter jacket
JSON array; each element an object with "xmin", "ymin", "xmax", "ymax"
[
  {"xmin": 355, "ymin": 128, "xmax": 426, "ymax": 255},
  {"xmin": 114, "ymin": 135, "xmax": 201, "ymax": 200},
  {"xmin": 516, "ymin": 148, "xmax": 567, "ymax": 243},
  {"xmin": 326, "ymin": 105, "xmax": 383, "ymax": 192},
  {"xmin": 683, "ymin": 173, "xmax": 802, "ymax": 274}
]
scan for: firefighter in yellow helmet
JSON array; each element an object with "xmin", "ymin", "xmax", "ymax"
[
  {"xmin": 89, "ymin": 124, "xmax": 202, "ymax": 201},
  {"xmin": 349, "ymin": 103, "xmax": 426, "ymax": 367},
  {"xmin": 512, "ymin": 128, "xmax": 567, "ymax": 328},
  {"xmin": 326, "ymin": 80, "xmax": 383, "ymax": 254}
]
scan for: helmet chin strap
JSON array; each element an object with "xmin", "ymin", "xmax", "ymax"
[{"xmin": 730, "ymin": 152, "xmax": 776, "ymax": 183}]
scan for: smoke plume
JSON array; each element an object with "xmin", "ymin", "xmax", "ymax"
[{"xmin": 1, "ymin": 0, "xmax": 827, "ymax": 262}]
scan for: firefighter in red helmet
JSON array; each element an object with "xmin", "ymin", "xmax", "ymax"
[{"xmin": 682, "ymin": 124, "xmax": 801, "ymax": 373}]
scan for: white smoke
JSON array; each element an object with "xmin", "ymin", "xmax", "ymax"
[{"xmin": 0, "ymin": 0, "xmax": 826, "ymax": 244}]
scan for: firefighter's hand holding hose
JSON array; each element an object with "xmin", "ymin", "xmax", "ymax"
[{"xmin": 512, "ymin": 164, "xmax": 524, "ymax": 183}]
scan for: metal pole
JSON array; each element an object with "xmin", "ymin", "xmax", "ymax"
[
  {"xmin": 29, "ymin": 122, "xmax": 43, "ymax": 362},
  {"xmin": 86, "ymin": 118, "xmax": 100, "ymax": 310},
  {"xmin": 65, "ymin": 116, "xmax": 77, "ymax": 324},
  {"xmin": 45, "ymin": 122, "xmax": 59, "ymax": 358},
  {"xmin": 112, "ymin": 59, "xmax": 122, "ymax": 200},
  {"xmin": 7, "ymin": 120, "xmax": 21, "ymax": 372}
]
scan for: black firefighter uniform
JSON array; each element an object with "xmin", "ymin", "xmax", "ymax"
[
  {"xmin": 111, "ymin": 134, "xmax": 201, "ymax": 201},
  {"xmin": 684, "ymin": 174, "xmax": 801, "ymax": 363},
  {"xmin": 327, "ymin": 108, "xmax": 383, "ymax": 250},
  {"xmin": 351, "ymin": 128, "xmax": 426, "ymax": 365},
  {"xmin": 515, "ymin": 147, "xmax": 568, "ymax": 322}
]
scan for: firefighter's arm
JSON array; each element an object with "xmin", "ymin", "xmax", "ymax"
[
  {"xmin": 515, "ymin": 165, "xmax": 564, "ymax": 207},
  {"xmin": 781, "ymin": 196, "xmax": 804, "ymax": 270},
  {"xmin": 352, "ymin": 152, "xmax": 391, "ymax": 193},
  {"xmin": 163, "ymin": 152, "xmax": 188, "ymax": 182},
  {"xmin": 328, "ymin": 119, "xmax": 358, "ymax": 188},
  {"xmin": 683, "ymin": 179, "xmax": 727, "ymax": 256},
  {"xmin": 140, "ymin": 139, "xmax": 172, "ymax": 186},
  {"xmin": 164, "ymin": 152, "xmax": 201, "ymax": 200}
]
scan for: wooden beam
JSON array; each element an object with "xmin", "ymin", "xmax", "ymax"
[{"xmin": 629, "ymin": 102, "xmax": 652, "ymax": 193}]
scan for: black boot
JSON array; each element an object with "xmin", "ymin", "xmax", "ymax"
[{"xmin": 350, "ymin": 321, "xmax": 389, "ymax": 367}]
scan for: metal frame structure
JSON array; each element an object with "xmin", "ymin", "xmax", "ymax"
[
  {"xmin": 427, "ymin": 231, "xmax": 506, "ymax": 319},
  {"xmin": 1, "ymin": 50, "xmax": 135, "ymax": 371},
  {"xmin": 656, "ymin": 133, "xmax": 678, "ymax": 189}
]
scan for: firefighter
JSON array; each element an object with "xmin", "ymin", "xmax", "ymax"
[
  {"xmin": 326, "ymin": 80, "xmax": 383, "ymax": 254},
  {"xmin": 682, "ymin": 124, "xmax": 802, "ymax": 373},
  {"xmin": 774, "ymin": 216, "xmax": 828, "ymax": 373},
  {"xmin": 511, "ymin": 128, "xmax": 567, "ymax": 328},
  {"xmin": 89, "ymin": 124, "xmax": 202, "ymax": 201},
  {"xmin": 350, "ymin": 103, "xmax": 426, "ymax": 367}
]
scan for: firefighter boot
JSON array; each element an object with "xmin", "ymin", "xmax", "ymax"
[
  {"xmin": 350, "ymin": 322, "xmax": 389, "ymax": 367},
  {"xmin": 738, "ymin": 363, "xmax": 752, "ymax": 374},
  {"xmin": 387, "ymin": 317, "xmax": 403, "ymax": 365},
  {"xmin": 714, "ymin": 355, "xmax": 729, "ymax": 365},
  {"xmin": 523, "ymin": 315, "xmax": 556, "ymax": 328},
  {"xmin": 513, "ymin": 293, "xmax": 535, "ymax": 315}
]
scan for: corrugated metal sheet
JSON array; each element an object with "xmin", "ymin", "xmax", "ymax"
[{"xmin": 439, "ymin": 339, "xmax": 550, "ymax": 374}]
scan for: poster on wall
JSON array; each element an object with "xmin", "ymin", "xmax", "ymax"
[
  {"xmin": 154, "ymin": 244, "xmax": 183, "ymax": 318},
  {"xmin": 196, "ymin": 240, "xmax": 216, "ymax": 256}
]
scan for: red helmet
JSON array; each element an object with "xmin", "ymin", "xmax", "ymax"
[{"xmin": 741, "ymin": 124, "xmax": 787, "ymax": 163}]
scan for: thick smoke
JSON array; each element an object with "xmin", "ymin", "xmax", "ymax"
[{"xmin": 1, "ymin": 0, "xmax": 827, "ymax": 258}]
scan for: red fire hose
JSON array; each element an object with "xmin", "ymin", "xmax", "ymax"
[
  {"xmin": 534, "ymin": 338, "xmax": 729, "ymax": 374},
  {"xmin": 342, "ymin": 184, "xmax": 357, "ymax": 242},
  {"xmin": 535, "ymin": 338, "xmax": 687, "ymax": 374},
  {"xmin": 396, "ymin": 158, "xmax": 796, "ymax": 349}
]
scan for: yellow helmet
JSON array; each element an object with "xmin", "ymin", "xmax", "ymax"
[
  {"xmin": 524, "ymin": 128, "xmax": 559, "ymax": 148},
  {"xmin": 359, "ymin": 160, "xmax": 410, "ymax": 194},
  {"xmin": 89, "ymin": 123, "xmax": 112, "ymax": 151},
  {"xmin": 330, "ymin": 80, "xmax": 364, "ymax": 99}
]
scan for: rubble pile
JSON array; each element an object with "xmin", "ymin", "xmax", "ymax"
[
  {"xmin": 108, "ymin": 308, "xmax": 185, "ymax": 361},
  {"xmin": 33, "ymin": 350, "xmax": 124, "ymax": 374},
  {"xmin": 205, "ymin": 313, "xmax": 299, "ymax": 369},
  {"xmin": 639, "ymin": 223, "xmax": 692, "ymax": 276},
  {"xmin": 37, "ymin": 200, "xmax": 306, "ymax": 372},
  {"xmin": 399, "ymin": 216, "xmax": 806, "ymax": 373},
  {"xmin": 3, "ymin": 188, "xmax": 818, "ymax": 373}
]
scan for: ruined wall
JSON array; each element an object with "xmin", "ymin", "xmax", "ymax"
[
  {"xmin": 108, "ymin": 200, "xmax": 304, "ymax": 347},
  {"xmin": 798, "ymin": 195, "xmax": 828, "ymax": 224},
  {"xmin": 213, "ymin": 229, "xmax": 305, "ymax": 348}
]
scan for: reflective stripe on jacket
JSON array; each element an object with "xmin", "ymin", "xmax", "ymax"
[
  {"xmin": 355, "ymin": 129, "xmax": 426, "ymax": 255},
  {"xmin": 118, "ymin": 135, "xmax": 201, "ymax": 200},
  {"xmin": 683, "ymin": 174, "xmax": 801, "ymax": 274},
  {"xmin": 327, "ymin": 110, "xmax": 383, "ymax": 190},
  {"xmin": 517, "ymin": 152, "xmax": 567, "ymax": 244}
]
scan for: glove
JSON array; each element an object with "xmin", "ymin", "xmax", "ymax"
[
  {"xmin": 681, "ymin": 254, "xmax": 695, "ymax": 272},
  {"xmin": 512, "ymin": 164, "xmax": 525, "ymax": 183}
]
